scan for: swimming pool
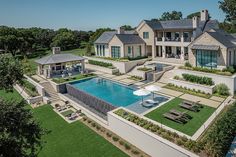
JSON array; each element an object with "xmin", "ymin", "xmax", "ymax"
[{"xmin": 69, "ymin": 77, "xmax": 146, "ymax": 107}]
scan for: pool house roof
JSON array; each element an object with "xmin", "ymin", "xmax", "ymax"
[{"xmin": 35, "ymin": 53, "xmax": 85, "ymax": 65}]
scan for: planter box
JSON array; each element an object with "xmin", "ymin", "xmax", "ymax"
[
  {"xmin": 27, "ymin": 96, "xmax": 43, "ymax": 104},
  {"xmin": 107, "ymin": 108, "xmax": 198, "ymax": 157},
  {"xmin": 169, "ymin": 78, "xmax": 215, "ymax": 94},
  {"xmin": 85, "ymin": 56, "xmax": 148, "ymax": 73},
  {"xmin": 24, "ymin": 75, "xmax": 45, "ymax": 96},
  {"xmin": 175, "ymin": 69, "xmax": 236, "ymax": 95}
]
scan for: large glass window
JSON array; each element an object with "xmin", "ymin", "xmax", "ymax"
[
  {"xmin": 143, "ymin": 32, "xmax": 149, "ymax": 39},
  {"xmin": 139, "ymin": 45, "xmax": 142, "ymax": 56},
  {"xmin": 196, "ymin": 49, "xmax": 218, "ymax": 69},
  {"xmin": 111, "ymin": 46, "xmax": 120, "ymax": 58},
  {"xmin": 96, "ymin": 45, "xmax": 99, "ymax": 55},
  {"xmin": 102, "ymin": 45, "xmax": 105, "ymax": 56},
  {"xmin": 128, "ymin": 46, "xmax": 132, "ymax": 57}
]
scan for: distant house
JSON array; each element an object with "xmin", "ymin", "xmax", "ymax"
[
  {"xmin": 94, "ymin": 9, "xmax": 236, "ymax": 70},
  {"xmin": 35, "ymin": 47, "xmax": 85, "ymax": 78},
  {"xmin": 94, "ymin": 28, "xmax": 146, "ymax": 58}
]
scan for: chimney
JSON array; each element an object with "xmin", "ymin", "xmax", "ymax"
[
  {"xmin": 52, "ymin": 47, "xmax": 61, "ymax": 54},
  {"xmin": 117, "ymin": 27, "xmax": 125, "ymax": 34},
  {"xmin": 201, "ymin": 9, "xmax": 209, "ymax": 21},
  {"xmin": 192, "ymin": 16, "xmax": 199, "ymax": 29}
]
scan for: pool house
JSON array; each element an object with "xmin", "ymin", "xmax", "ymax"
[{"xmin": 35, "ymin": 47, "xmax": 85, "ymax": 78}]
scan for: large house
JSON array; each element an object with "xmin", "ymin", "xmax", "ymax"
[{"xmin": 94, "ymin": 10, "xmax": 236, "ymax": 69}]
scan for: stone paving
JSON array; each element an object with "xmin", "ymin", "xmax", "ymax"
[
  {"xmin": 102, "ymin": 73, "xmax": 116, "ymax": 78},
  {"xmin": 119, "ymin": 78, "xmax": 136, "ymax": 84},
  {"xmin": 158, "ymin": 88, "xmax": 183, "ymax": 97},
  {"xmin": 210, "ymin": 96, "xmax": 225, "ymax": 102},
  {"xmin": 153, "ymin": 82, "xmax": 166, "ymax": 87},
  {"xmin": 112, "ymin": 75, "xmax": 129, "ymax": 80},
  {"xmin": 180, "ymin": 94, "xmax": 221, "ymax": 108}
]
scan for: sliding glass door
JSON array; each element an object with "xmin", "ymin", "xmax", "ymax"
[{"xmin": 196, "ymin": 49, "xmax": 218, "ymax": 69}]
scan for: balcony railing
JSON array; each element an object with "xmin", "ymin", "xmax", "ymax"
[
  {"xmin": 165, "ymin": 37, "xmax": 181, "ymax": 42},
  {"xmin": 156, "ymin": 37, "xmax": 192, "ymax": 42}
]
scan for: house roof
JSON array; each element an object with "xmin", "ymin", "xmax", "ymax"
[
  {"xmin": 35, "ymin": 53, "xmax": 84, "ymax": 65},
  {"xmin": 207, "ymin": 29, "xmax": 236, "ymax": 48},
  {"xmin": 94, "ymin": 30, "xmax": 136, "ymax": 44},
  {"xmin": 143, "ymin": 19, "xmax": 218, "ymax": 31},
  {"xmin": 192, "ymin": 45, "xmax": 220, "ymax": 50},
  {"xmin": 116, "ymin": 34, "xmax": 145, "ymax": 44}
]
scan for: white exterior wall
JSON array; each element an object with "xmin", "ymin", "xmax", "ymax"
[
  {"xmin": 169, "ymin": 78, "xmax": 214, "ymax": 94},
  {"xmin": 94, "ymin": 44, "xmax": 110, "ymax": 57},
  {"xmin": 124, "ymin": 44, "xmax": 146, "ymax": 57},
  {"xmin": 108, "ymin": 110, "xmax": 198, "ymax": 157},
  {"xmin": 109, "ymin": 35, "xmax": 125, "ymax": 57},
  {"xmin": 175, "ymin": 69, "xmax": 236, "ymax": 95}
]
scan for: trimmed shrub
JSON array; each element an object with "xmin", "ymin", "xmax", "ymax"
[
  {"xmin": 182, "ymin": 73, "xmax": 214, "ymax": 85},
  {"xmin": 106, "ymin": 132, "xmax": 112, "ymax": 137},
  {"xmin": 112, "ymin": 136, "xmax": 119, "ymax": 142},
  {"xmin": 88, "ymin": 60, "xmax": 114, "ymax": 68},
  {"xmin": 124, "ymin": 143, "xmax": 131, "ymax": 150},
  {"xmin": 131, "ymin": 149, "xmax": 140, "ymax": 155},
  {"xmin": 119, "ymin": 140, "xmax": 124, "ymax": 146},
  {"xmin": 213, "ymin": 83, "xmax": 230, "ymax": 96},
  {"xmin": 184, "ymin": 61, "xmax": 192, "ymax": 68}
]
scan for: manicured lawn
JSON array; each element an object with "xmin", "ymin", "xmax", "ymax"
[
  {"xmin": 52, "ymin": 73, "xmax": 95, "ymax": 84},
  {"xmin": 145, "ymin": 98, "xmax": 216, "ymax": 136},
  {"xmin": 33, "ymin": 105, "xmax": 128, "ymax": 157},
  {"xmin": 0, "ymin": 89, "xmax": 23, "ymax": 102}
]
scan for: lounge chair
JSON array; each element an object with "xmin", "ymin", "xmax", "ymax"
[
  {"xmin": 169, "ymin": 109, "xmax": 192, "ymax": 120},
  {"xmin": 163, "ymin": 113, "xmax": 186, "ymax": 124},
  {"xmin": 180, "ymin": 101, "xmax": 200, "ymax": 112},
  {"xmin": 145, "ymin": 99, "xmax": 159, "ymax": 104}
]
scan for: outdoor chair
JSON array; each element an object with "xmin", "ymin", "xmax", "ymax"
[
  {"xmin": 145, "ymin": 99, "xmax": 159, "ymax": 105},
  {"xmin": 163, "ymin": 112, "xmax": 186, "ymax": 124}
]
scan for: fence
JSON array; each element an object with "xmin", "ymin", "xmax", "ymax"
[{"xmin": 66, "ymin": 84, "xmax": 116, "ymax": 115}]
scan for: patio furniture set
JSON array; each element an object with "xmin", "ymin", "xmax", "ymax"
[{"xmin": 163, "ymin": 100, "xmax": 203, "ymax": 124}]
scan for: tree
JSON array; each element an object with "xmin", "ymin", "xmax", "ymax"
[
  {"xmin": 120, "ymin": 25, "xmax": 134, "ymax": 30},
  {"xmin": 0, "ymin": 55, "xmax": 24, "ymax": 91},
  {"xmin": 159, "ymin": 11, "xmax": 183, "ymax": 21},
  {"xmin": 219, "ymin": 0, "xmax": 236, "ymax": 23},
  {"xmin": 51, "ymin": 29, "xmax": 77, "ymax": 50},
  {"xmin": 89, "ymin": 28, "xmax": 114, "ymax": 42},
  {"xmin": 187, "ymin": 11, "xmax": 211, "ymax": 20},
  {"xmin": 0, "ymin": 99, "xmax": 44, "ymax": 157}
]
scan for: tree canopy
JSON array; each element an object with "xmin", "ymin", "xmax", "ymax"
[
  {"xmin": 159, "ymin": 11, "xmax": 183, "ymax": 21},
  {"xmin": 0, "ymin": 55, "xmax": 24, "ymax": 91},
  {"xmin": 89, "ymin": 28, "xmax": 114, "ymax": 43},
  {"xmin": 0, "ymin": 99, "xmax": 44, "ymax": 157},
  {"xmin": 120, "ymin": 25, "xmax": 134, "ymax": 30},
  {"xmin": 219, "ymin": 0, "xmax": 236, "ymax": 23}
]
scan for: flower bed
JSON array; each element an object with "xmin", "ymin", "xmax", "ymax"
[
  {"xmin": 177, "ymin": 74, "xmax": 214, "ymax": 86},
  {"xmin": 164, "ymin": 83, "xmax": 211, "ymax": 98},
  {"xmin": 179, "ymin": 66, "xmax": 232, "ymax": 76},
  {"xmin": 127, "ymin": 76, "xmax": 142, "ymax": 81},
  {"xmin": 114, "ymin": 109, "xmax": 201, "ymax": 154},
  {"xmin": 22, "ymin": 79, "xmax": 39, "ymax": 97}
]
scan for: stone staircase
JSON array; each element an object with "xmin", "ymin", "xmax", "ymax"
[
  {"xmin": 158, "ymin": 69, "xmax": 176, "ymax": 84},
  {"xmin": 40, "ymin": 81, "xmax": 60, "ymax": 102}
]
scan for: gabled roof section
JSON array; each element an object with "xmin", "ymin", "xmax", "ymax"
[
  {"xmin": 35, "ymin": 53, "xmax": 84, "ymax": 65},
  {"xmin": 94, "ymin": 30, "xmax": 136, "ymax": 44},
  {"xmin": 207, "ymin": 29, "xmax": 236, "ymax": 48},
  {"xmin": 115, "ymin": 34, "xmax": 145, "ymax": 44}
]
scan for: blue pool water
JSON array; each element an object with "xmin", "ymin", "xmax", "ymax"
[{"xmin": 69, "ymin": 77, "xmax": 147, "ymax": 107}]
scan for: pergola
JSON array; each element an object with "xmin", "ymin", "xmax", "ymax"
[{"xmin": 35, "ymin": 53, "xmax": 85, "ymax": 78}]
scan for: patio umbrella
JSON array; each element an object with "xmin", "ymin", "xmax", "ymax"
[
  {"xmin": 133, "ymin": 89, "xmax": 151, "ymax": 105},
  {"xmin": 145, "ymin": 85, "xmax": 162, "ymax": 99}
]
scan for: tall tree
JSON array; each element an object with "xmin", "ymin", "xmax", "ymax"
[
  {"xmin": 159, "ymin": 11, "xmax": 183, "ymax": 21},
  {"xmin": 89, "ymin": 28, "xmax": 114, "ymax": 42},
  {"xmin": 0, "ymin": 55, "xmax": 24, "ymax": 91},
  {"xmin": 219, "ymin": 0, "xmax": 236, "ymax": 23},
  {"xmin": 0, "ymin": 99, "xmax": 44, "ymax": 157},
  {"xmin": 120, "ymin": 25, "xmax": 134, "ymax": 30}
]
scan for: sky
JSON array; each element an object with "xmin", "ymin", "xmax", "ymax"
[{"xmin": 0, "ymin": 0, "xmax": 225, "ymax": 31}]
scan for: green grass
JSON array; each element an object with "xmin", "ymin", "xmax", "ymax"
[
  {"xmin": 33, "ymin": 105, "xmax": 127, "ymax": 157},
  {"xmin": 0, "ymin": 89, "xmax": 24, "ymax": 102},
  {"xmin": 145, "ymin": 98, "xmax": 216, "ymax": 136},
  {"xmin": 52, "ymin": 73, "xmax": 95, "ymax": 84}
]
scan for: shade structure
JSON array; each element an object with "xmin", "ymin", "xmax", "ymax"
[
  {"xmin": 133, "ymin": 89, "xmax": 151, "ymax": 104},
  {"xmin": 145, "ymin": 85, "xmax": 162, "ymax": 99}
]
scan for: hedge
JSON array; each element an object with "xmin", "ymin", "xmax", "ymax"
[
  {"xmin": 182, "ymin": 73, "xmax": 214, "ymax": 86},
  {"xmin": 88, "ymin": 60, "xmax": 114, "ymax": 68},
  {"xmin": 201, "ymin": 103, "xmax": 236, "ymax": 157}
]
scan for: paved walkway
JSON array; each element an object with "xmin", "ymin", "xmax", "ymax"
[
  {"xmin": 210, "ymin": 96, "xmax": 225, "ymax": 102},
  {"xmin": 158, "ymin": 88, "xmax": 183, "ymax": 97},
  {"xmin": 180, "ymin": 94, "xmax": 221, "ymax": 108}
]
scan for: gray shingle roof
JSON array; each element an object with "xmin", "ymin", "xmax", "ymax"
[
  {"xmin": 207, "ymin": 30, "xmax": 236, "ymax": 48},
  {"xmin": 94, "ymin": 30, "xmax": 136, "ymax": 44},
  {"xmin": 192, "ymin": 45, "xmax": 220, "ymax": 50},
  {"xmin": 144, "ymin": 19, "xmax": 218, "ymax": 31},
  {"xmin": 35, "ymin": 53, "xmax": 84, "ymax": 65},
  {"xmin": 116, "ymin": 34, "xmax": 145, "ymax": 44}
]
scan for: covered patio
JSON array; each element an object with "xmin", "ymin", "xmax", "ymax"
[{"xmin": 35, "ymin": 53, "xmax": 85, "ymax": 78}]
